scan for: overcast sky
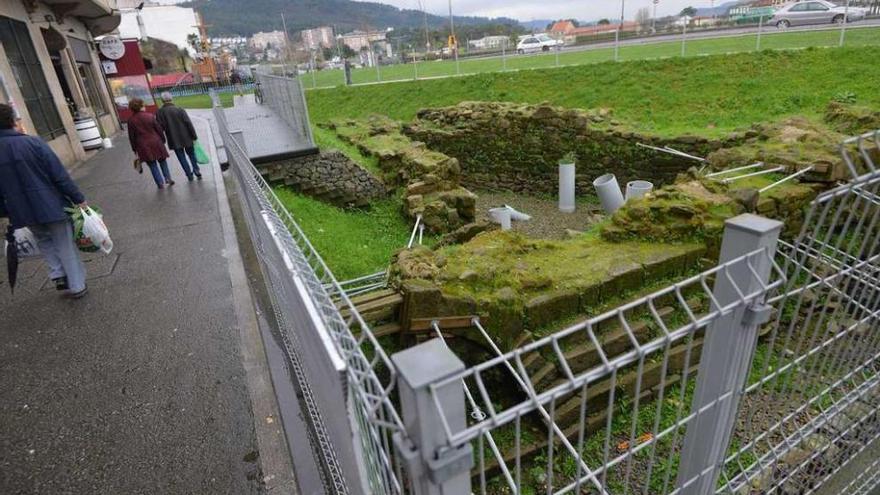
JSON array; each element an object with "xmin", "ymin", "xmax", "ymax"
[{"xmin": 359, "ymin": 0, "xmax": 718, "ymax": 22}]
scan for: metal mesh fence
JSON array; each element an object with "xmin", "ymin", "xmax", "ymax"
[
  {"xmin": 255, "ymin": 73, "xmax": 315, "ymax": 149},
  {"xmin": 719, "ymin": 130, "xmax": 880, "ymax": 494},
  {"xmin": 214, "ymin": 89, "xmax": 880, "ymax": 494},
  {"xmin": 212, "ymin": 101, "xmax": 405, "ymax": 494}
]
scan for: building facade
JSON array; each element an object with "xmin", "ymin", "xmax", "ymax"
[
  {"xmin": 339, "ymin": 30, "xmax": 388, "ymax": 52},
  {"xmin": 0, "ymin": 0, "xmax": 121, "ymax": 167},
  {"xmin": 301, "ymin": 26, "xmax": 334, "ymax": 51},
  {"xmin": 117, "ymin": 1, "xmax": 199, "ymax": 54},
  {"xmin": 249, "ymin": 30, "xmax": 287, "ymax": 51},
  {"xmin": 469, "ymin": 35, "xmax": 511, "ymax": 50}
]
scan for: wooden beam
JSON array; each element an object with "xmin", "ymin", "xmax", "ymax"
[{"xmin": 407, "ymin": 316, "xmax": 477, "ymax": 332}]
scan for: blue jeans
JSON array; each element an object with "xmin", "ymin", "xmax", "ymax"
[
  {"xmin": 30, "ymin": 221, "xmax": 87, "ymax": 292},
  {"xmin": 174, "ymin": 147, "xmax": 201, "ymax": 179},
  {"xmin": 147, "ymin": 160, "xmax": 172, "ymax": 187}
]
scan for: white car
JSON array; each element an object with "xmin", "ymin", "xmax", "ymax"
[
  {"xmin": 769, "ymin": 0, "xmax": 868, "ymax": 28},
  {"xmin": 517, "ymin": 34, "xmax": 564, "ymax": 54}
]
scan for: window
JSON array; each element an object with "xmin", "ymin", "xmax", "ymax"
[
  {"xmin": 809, "ymin": 2, "xmax": 830, "ymax": 11},
  {"xmin": 790, "ymin": 3, "xmax": 810, "ymax": 11},
  {"xmin": 0, "ymin": 16, "xmax": 65, "ymax": 139}
]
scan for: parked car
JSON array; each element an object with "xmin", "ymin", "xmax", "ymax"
[
  {"xmin": 770, "ymin": 0, "xmax": 868, "ymax": 28},
  {"xmin": 517, "ymin": 34, "xmax": 564, "ymax": 54}
]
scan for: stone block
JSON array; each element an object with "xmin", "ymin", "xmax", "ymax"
[{"xmin": 525, "ymin": 291, "xmax": 580, "ymax": 329}]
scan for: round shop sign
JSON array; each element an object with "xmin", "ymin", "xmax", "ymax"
[{"xmin": 99, "ymin": 36, "xmax": 126, "ymax": 60}]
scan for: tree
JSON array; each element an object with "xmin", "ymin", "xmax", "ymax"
[
  {"xmin": 598, "ymin": 18, "xmax": 611, "ymax": 25},
  {"xmin": 341, "ymin": 45, "xmax": 356, "ymax": 59},
  {"xmin": 680, "ymin": 6, "xmax": 698, "ymax": 17},
  {"xmin": 635, "ymin": 7, "xmax": 652, "ymax": 28}
]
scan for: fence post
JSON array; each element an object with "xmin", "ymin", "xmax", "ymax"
[
  {"xmin": 391, "ymin": 339, "xmax": 473, "ymax": 495},
  {"xmin": 676, "ymin": 214, "xmax": 782, "ymax": 495}
]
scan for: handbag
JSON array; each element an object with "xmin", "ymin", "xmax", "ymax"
[{"xmin": 132, "ymin": 158, "xmax": 143, "ymax": 174}]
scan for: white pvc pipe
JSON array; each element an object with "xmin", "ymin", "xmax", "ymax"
[
  {"xmin": 593, "ymin": 173, "xmax": 625, "ymax": 215},
  {"xmin": 489, "ymin": 207, "xmax": 512, "ymax": 231},
  {"xmin": 559, "ymin": 162, "xmax": 576, "ymax": 213},
  {"xmin": 626, "ymin": 180, "xmax": 654, "ymax": 201}
]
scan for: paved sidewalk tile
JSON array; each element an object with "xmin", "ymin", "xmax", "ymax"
[{"xmin": 0, "ymin": 132, "xmax": 264, "ymax": 494}]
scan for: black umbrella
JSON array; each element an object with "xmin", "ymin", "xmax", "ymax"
[{"xmin": 5, "ymin": 226, "xmax": 18, "ymax": 294}]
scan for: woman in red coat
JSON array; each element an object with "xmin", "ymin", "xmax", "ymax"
[{"xmin": 128, "ymin": 98, "xmax": 175, "ymax": 189}]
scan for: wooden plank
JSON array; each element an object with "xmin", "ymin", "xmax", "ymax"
[
  {"xmin": 408, "ymin": 316, "xmax": 477, "ymax": 332},
  {"xmin": 336, "ymin": 288, "xmax": 397, "ymax": 309},
  {"xmin": 339, "ymin": 294, "xmax": 403, "ymax": 319}
]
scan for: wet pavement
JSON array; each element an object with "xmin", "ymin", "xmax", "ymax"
[{"xmin": 0, "ymin": 125, "xmax": 292, "ymax": 493}]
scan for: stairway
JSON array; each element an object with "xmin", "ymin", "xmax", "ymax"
[{"xmin": 337, "ymin": 289, "xmax": 404, "ymax": 338}]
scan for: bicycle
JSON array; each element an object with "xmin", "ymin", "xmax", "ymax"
[{"xmin": 253, "ymin": 81, "xmax": 263, "ymax": 105}]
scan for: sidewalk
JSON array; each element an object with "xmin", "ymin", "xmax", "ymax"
[{"xmin": 0, "ymin": 121, "xmax": 296, "ymax": 493}]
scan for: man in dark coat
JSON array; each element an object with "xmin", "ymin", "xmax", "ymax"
[
  {"xmin": 156, "ymin": 92, "xmax": 201, "ymax": 181},
  {"xmin": 0, "ymin": 103, "xmax": 89, "ymax": 298}
]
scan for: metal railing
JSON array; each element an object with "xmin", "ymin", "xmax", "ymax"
[
  {"xmin": 218, "ymin": 104, "xmax": 880, "ymax": 493},
  {"xmin": 255, "ymin": 73, "xmax": 315, "ymax": 149},
  {"xmin": 213, "ymin": 101, "xmax": 405, "ymax": 494},
  {"xmin": 153, "ymin": 81, "xmax": 256, "ymax": 99}
]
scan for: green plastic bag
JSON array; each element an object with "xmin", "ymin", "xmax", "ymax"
[
  {"xmin": 65, "ymin": 205, "xmax": 103, "ymax": 253},
  {"xmin": 194, "ymin": 140, "xmax": 210, "ymax": 165}
]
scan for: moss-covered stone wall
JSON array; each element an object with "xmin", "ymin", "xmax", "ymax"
[
  {"xmin": 325, "ymin": 117, "xmax": 477, "ymax": 233},
  {"xmin": 404, "ymin": 101, "xmax": 736, "ymax": 195}
]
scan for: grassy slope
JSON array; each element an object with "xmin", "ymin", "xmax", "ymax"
[
  {"xmin": 273, "ymin": 189, "xmax": 417, "ymax": 280},
  {"xmin": 304, "ymin": 27, "xmax": 880, "ymax": 89},
  {"xmin": 307, "ymin": 46, "xmax": 880, "ymax": 138}
]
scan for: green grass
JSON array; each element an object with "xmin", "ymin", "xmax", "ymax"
[
  {"xmin": 307, "ymin": 42, "xmax": 880, "ymax": 139},
  {"xmin": 312, "ymin": 126, "xmax": 381, "ymax": 174},
  {"xmin": 304, "ymin": 26, "xmax": 880, "ymax": 90},
  {"xmin": 273, "ymin": 189, "xmax": 420, "ymax": 280},
  {"xmin": 171, "ymin": 92, "xmax": 242, "ymax": 109}
]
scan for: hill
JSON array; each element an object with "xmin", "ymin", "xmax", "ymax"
[{"xmin": 183, "ymin": 0, "xmax": 520, "ymax": 36}]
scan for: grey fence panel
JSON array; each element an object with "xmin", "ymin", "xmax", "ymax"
[
  {"xmin": 719, "ymin": 130, "xmax": 880, "ymax": 495},
  {"xmin": 256, "ymin": 73, "xmax": 315, "ymax": 149},
  {"xmin": 213, "ymin": 101, "xmax": 405, "ymax": 494},
  {"xmin": 214, "ymin": 89, "xmax": 880, "ymax": 495}
]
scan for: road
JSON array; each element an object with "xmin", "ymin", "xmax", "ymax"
[{"xmin": 476, "ymin": 18, "xmax": 880, "ymax": 61}]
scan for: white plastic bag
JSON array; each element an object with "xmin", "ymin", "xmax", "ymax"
[
  {"xmin": 4, "ymin": 228, "xmax": 42, "ymax": 258},
  {"xmin": 80, "ymin": 207, "xmax": 113, "ymax": 254}
]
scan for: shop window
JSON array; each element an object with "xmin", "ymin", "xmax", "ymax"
[{"xmin": 0, "ymin": 16, "xmax": 65, "ymax": 139}]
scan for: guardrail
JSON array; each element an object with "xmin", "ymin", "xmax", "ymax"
[{"xmin": 218, "ymin": 105, "xmax": 880, "ymax": 493}]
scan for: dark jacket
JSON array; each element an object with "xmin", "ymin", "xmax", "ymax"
[
  {"xmin": 0, "ymin": 129, "xmax": 85, "ymax": 228},
  {"xmin": 156, "ymin": 103, "xmax": 198, "ymax": 150},
  {"xmin": 128, "ymin": 111, "xmax": 169, "ymax": 162}
]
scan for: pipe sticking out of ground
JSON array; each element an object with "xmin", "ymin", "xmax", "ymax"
[{"xmin": 593, "ymin": 173, "xmax": 626, "ymax": 215}]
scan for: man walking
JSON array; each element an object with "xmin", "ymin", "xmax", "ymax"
[
  {"xmin": 0, "ymin": 103, "xmax": 88, "ymax": 298},
  {"xmin": 156, "ymin": 92, "xmax": 202, "ymax": 181}
]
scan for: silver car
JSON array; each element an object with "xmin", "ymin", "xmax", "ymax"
[{"xmin": 770, "ymin": 0, "xmax": 868, "ymax": 28}]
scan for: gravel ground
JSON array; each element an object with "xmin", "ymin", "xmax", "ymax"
[{"xmin": 475, "ymin": 191, "xmax": 606, "ymax": 240}]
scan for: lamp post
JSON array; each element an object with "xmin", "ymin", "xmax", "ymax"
[
  {"xmin": 652, "ymin": 0, "xmax": 659, "ymax": 34},
  {"xmin": 839, "ymin": 0, "xmax": 851, "ymax": 47}
]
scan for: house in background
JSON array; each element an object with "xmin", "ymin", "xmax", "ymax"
[
  {"xmin": 0, "ymin": 0, "xmax": 121, "ymax": 168},
  {"xmin": 302, "ymin": 26, "xmax": 335, "ymax": 51}
]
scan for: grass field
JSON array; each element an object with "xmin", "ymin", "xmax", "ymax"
[
  {"xmin": 303, "ymin": 26, "xmax": 880, "ymax": 89},
  {"xmin": 273, "ymin": 190, "xmax": 428, "ymax": 280},
  {"xmin": 171, "ymin": 91, "xmax": 244, "ymax": 109},
  {"xmin": 307, "ymin": 45, "xmax": 880, "ymax": 138}
]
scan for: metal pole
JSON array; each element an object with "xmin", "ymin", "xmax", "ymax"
[
  {"xmin": 502, "ymin": 40, "xmax": 507, "ymax": 70},
  {"xmin": 555, "ymin": 43, "xmax": 560, "ymax": 67},
  {"xmin": 311, "ymin": 51, "xmax": 317, "ymax": 89},
  {"xmin": 681, "ymin": 19, "xmax": 688, "ymax": 57},
  {"xmin": 413, "ymin": 52, "xmax": 418, "ymax": 80},
  {"xmin": 839, "ymin": 0, "xmax": 851, "ymax": 47},
  {"xmin": 652, "ymin": 0, "xmax": 658, "ymax": 34},
  {"xmin": 676, "ymin": 214, "xmax": 782, "ymax": 495},
  {"xmin": 391, "ymin": 340, "xmax": 473, "ymax": 495},
  {"xmin": 449, "ymin": 0, "xmax": 460, "ymax": 75},
  {"xmin": 375, "ymin": 46, "xmax": 381, "ymax": 82},
  {"xmin": 615, "ymin": 0, "xmax": 626, "ymax": 61},
  {"xmin": 756, "ymin": 15, "xmax": 763, "ymax": 51}
]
